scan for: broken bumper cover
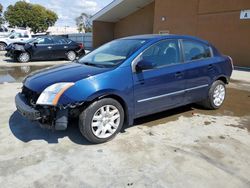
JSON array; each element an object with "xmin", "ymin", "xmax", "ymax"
[{"xmin": 15, "ymin": 93, "xmax": 41, "ymax": 121}]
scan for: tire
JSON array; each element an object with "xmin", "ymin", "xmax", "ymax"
[
  {"xmin": 0, "ymin": 42, "xmax": 7, "ymax": 51},
  {"xmin": 18, "ymin": 52, "xmax": 30, "ymax": 63},
  {"xmin": 79, "ymin": 98, "xmax": 124, "ymax": 144},
  {"xmin": 200, "ymin": 80, "xmax": 226, "ymax": 109},
  {"xmin": 66, "ymin": 51, "xmax": 76, "ymax": 61}
]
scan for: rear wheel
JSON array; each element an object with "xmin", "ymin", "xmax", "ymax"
[
  {"xmin": 0, "ymin": 42, "xmax": 6, "ymax": 51},
  {"xmin": 200, "ymin": 80, "xmax": 226, "ymax": 109},
  {"xmin": 79, "ymin": 98, "xmax": 124, "ymax": 144},
  {"xmin": 18, "ymin": 52, "xmax": 30, "ymax": 63},
  {"xmin": 66, "ymin": 51, "xmax": 76, "ymax": 61}
]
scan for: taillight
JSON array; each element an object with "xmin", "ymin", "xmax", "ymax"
[
  {"xmin": 228, "ymin": 56, "xmax": 234, "ymax": 70},
  {"xmin": 79, "ymin": 43, "xmax": 84, "ymax": 49}
]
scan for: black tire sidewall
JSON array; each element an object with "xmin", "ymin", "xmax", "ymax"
[
  {"xmin": 79, "ymin": 98, "xmax": 124, "ymax": 144},
  {"xmin": 208, "ymin": 80, "xmax": 226, "ymax": 109}
]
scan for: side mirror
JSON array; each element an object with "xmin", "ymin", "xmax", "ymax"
[
  {"xmin": 33, "ymin": 42, "xmax": 38, "ymax": 47},
  {"xmin": 9, "ymin": 36, "xmax": 15, "ymax": 39},
  {"xmin": 136, "ymin": 60, "xmax": 155, "ymax": 71}
]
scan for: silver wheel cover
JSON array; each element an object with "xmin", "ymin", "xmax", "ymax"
[
  {"xmin": 19, "ymin": 53, "xmax": 29, "ymax": 62},
  {"xmin": 91, "ymin": 105, "xmax": 120, "ymax": 139},
  {"xmin": 213, "ymin": 84, "xmax": 225, "ymax": 107},
  {"xmin": 67, "ymin": 51, "xmax": 76, "ymax": 61}
]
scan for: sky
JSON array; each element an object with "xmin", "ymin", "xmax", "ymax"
[{"xmin": 1, "ymin": 0, "xmax": 114, "ymax": 27}]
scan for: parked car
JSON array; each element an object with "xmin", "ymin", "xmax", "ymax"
[
  {"xmin": 0, "ymin": 31, "xmax": 32, "ymax": 51},
  {"xmin": 0, "ymin": 26, "xmax": 10, "ymax": 37},
  {"xmin": 15, "ymin": 34, "xmax": 233, "ymax": 143},
  {"xmin": 5, "ymin": 36, "xmax": 85, "ymax": 62}
]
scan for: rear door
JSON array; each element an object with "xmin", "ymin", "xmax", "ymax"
[
  {"xmin": 52, "ymin": 37, "xmax": 70, "ymax": 58},
  {"xmin": 133, "ymin": 39, "xmax": 186, "ymax": 117},
  {"xmin": 181, "ymin": 39, "xmax": 214, "ymax": 103}
]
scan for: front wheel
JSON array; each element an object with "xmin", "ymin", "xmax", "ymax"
[
  {"xmin": 200, "ymin": 80, "xmax": 226, "ymax": 109},
  {"xmin": 79, "ymin": 98, "xmax": 124, "ymax": 144},
  {"xmin": 0, "ymin": 42, "xmax": 7, "ymax": 51},
  {"xmin": 18, "ymin": 52, "xmax": 30, "ymax": 63}
]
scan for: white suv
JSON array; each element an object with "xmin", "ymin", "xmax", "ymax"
[{"xmin": 0, "ymin": 31, "xmax": 32, "ymax": 51}]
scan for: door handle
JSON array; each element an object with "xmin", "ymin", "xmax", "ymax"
[
  {"xmin": 208, "ymin": 64, "xmax": 214, "ymax": 70},
  {"xmin": 48, "ymin": 46, "xmax": 52, "ymax": 49},
  {"xmin": 64, "ymin": 46, "xmax": 68, "ymax": 48},
  {"xmin": 175, "ymin": 72, "xmax": 183, "ymax": 78}
]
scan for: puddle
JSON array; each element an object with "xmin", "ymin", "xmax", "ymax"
[
  {"xmin": 0, "ymin": 66, "xmax": 50, "ymax": 83},
  {"xmin": 135, "ymin": 88, "xmax": 250, "ymax": 131}
]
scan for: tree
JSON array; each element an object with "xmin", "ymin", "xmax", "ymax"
[
  {"xmin": 75, "ymin": 13, "xmax": 92, "ymax": 33},
  {"xmin": 4, "ymin": 1, "xmax": 58, "ymax": 33},
  {"xmin": 0, "ymin": 3, "xmax": 4, "ymax": 25}
]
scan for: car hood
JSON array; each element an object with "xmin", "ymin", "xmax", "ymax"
[{"xmin": 24, "ymin": 63, "xmax": 112, "ymax": 93}]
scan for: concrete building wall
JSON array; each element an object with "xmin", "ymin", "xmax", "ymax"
[
  {"xmin": 114, "ymin": 2, "xmax": 155, "ymax": 38},
  {"xmin": 197, "ymin": 0, "xmax": 250, "ymax": 67},
  {"xmin": 93, "ymin": 21, "xmax": 114, "ymax": 48},
  {"xmin": 153, "ymin": 0, "xmax": 199, "ymax": 35},
  {"xmin": 93, "ymin": 0, "xmax": 250, "ymax": 67}
]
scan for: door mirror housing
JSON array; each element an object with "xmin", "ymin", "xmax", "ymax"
[
  {"xmin": 9, "ymin": 35, "xmax": 15, "ymax": 39},
  {"xmin": 136, "ymin": 60, "xmax": 155, "ymax": 71},
  {"xmin": 33, "ymin": 42, "xmax": 38, "ymax": 46}
]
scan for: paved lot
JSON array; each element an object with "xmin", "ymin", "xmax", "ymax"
[{"xmin": 0, "ymin": 52, "xmax": 250, "ymax": 188}]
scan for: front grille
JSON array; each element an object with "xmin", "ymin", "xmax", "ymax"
[{"xmin": 21, "ymin": 86, "xmax": 40, "ymax": 106}]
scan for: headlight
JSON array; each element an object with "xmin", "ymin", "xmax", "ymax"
[{"xmin": 36, "ymin": 82, "xmax": 75, "ymax": 106}]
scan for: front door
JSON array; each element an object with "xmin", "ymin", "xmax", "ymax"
[
  {"xmin": 32, "ymin": 37, "xmax": 54, "ymax": 59},
  {"xmin": 133, "ymin": 39, "xmax": 186, "ymax": 117}
]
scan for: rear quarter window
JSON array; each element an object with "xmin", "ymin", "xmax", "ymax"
[{"xmin": 183, "ymin": 40, "xmax": 212, "ymax": 61}]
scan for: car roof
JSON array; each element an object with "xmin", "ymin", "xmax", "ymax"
[{"xmin": 121, "ymin": 34, "xmax": 210, "ymax": 45}]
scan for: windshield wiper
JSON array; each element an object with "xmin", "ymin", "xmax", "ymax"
[{"xmin": 82, "ymin": 62, "xmax": 107, "ymax": 68}]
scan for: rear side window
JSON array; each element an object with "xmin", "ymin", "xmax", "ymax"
[
  {"xmin": 141, "ymin": 39, "xmax": 181, "ymax": 68},
  {"xmin": 53, "ymin": 37, "xmax": 68, "ymax": 44},
  {"xmin": 183, "ymin": 40, "xmax": 211, "ymax": 61}
]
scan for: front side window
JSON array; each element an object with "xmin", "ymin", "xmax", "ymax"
[
  {"xmin": 78, "ymin": 39, "xmax": 146, "ymax": 67},
  {"xmin": 183, "ymin": 40, "xmax": 211, "ymax": 61},
  {"xmin": 35, "ymin": 37, "xmax": 54, "ymax": 45},
  {"xmin": 141, "ymin": 39, "xmax": 181, "ymax": 68}
]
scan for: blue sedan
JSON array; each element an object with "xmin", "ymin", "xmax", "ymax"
[{"xmin": 15, "ymin": 34, "xmax": 233, "ymax": 143}]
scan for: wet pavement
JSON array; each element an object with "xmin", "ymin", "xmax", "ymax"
[
  {"xmin": 135, "ymin": 87, "xmax": 250, "ymax": 131},
  {"xmin": 0, "ymin": 66, "xmax": 50, "ymax": 83}
]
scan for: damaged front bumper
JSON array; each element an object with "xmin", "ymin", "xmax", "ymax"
[
  {"xmin": 15, "ymin": 93, "xmax": 41, "ymax": 121},
  {"xmin": 15, "ymin": 93, "xmax": 69, "ymax": 130}
]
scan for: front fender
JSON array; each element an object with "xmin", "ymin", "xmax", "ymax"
[{"xmin": 58, "ymin": 66, "xmax": 133, "ymax": 105}]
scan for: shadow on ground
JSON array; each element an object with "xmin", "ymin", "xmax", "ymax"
[{"xmin": 9, "ymin": 111, "xmax": 91, "ymax": 145}]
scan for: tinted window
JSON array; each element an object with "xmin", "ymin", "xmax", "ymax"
[
  {"xmin": 183, "ymin": 40, "xmax": 211, "ymax": 61},
  {"xmin": 141, "ymin": 40, "xmax": 180, "ymax": 68},
  {"xmin": 53, "ymin": 37, "xmax": 68, "ymax": 44}
]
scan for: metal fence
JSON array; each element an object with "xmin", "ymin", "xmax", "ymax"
[{"xmin": 68, "ymin": 33, "xmax": 93, "ymax": 50}]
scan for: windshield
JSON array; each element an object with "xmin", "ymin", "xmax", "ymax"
[
  {"xmin": 78, "ymin": 39, "xmax": 146, "ymax": 67},
  {"xmin": 26, "ymin": 38, "xmax": 37, "ymax": 43}
]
